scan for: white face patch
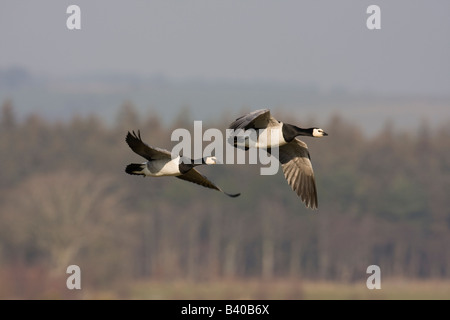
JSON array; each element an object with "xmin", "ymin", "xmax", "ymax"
[
  {"xmin": 313, "ymin": 128, "xmax": 326, "ymax": 137},
  {"xmin": 205, "ymin": 157, "xmax": 217, "ymax": 165}
]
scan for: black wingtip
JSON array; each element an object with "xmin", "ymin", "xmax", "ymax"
[
  {"xmin": 126, "ymin": 130, "xmax": 142, "ymax": 142},
  {"xmin": 125, "ymin": 163, "xmax": 145, "ymax": 176},
  {"xmin": 125, "ymin": 130, "xmax": 135, "ymax": 145},
  {"xmin": 225, "ymin": 192, "xmax": 241, "ymax": 198}
]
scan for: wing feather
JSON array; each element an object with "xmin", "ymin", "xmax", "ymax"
[
  {"xmin": 176, "ymin": 169, "xmax": 240, "ymax": 198},
  {"xmin": 278, "ymin": 139, "xmax": 318, "ymax": 209},
  {"xmin": 228, "ymin": 109, "xmax": 279, "ymax": 130},
  {"xmin": 125, "ymin": 130, "xmax": 171, "ymax": 161}
]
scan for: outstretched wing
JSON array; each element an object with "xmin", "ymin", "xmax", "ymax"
[
  {"xmin": 228, "ymin": 109, "xmax": 279, "ymax": 130},
  {"xmin": 125, "ymin": 130, "xmax": 171, "ymax": 161},
  {"xmin": 277, "ymin": 138, "xmax": 318, "ymax": 209},
  {"xmin": 176, "ymin": 169, "xmax": 240, "ymax": 198}
]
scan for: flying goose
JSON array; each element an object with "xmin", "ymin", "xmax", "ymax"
[
  {"xmin": 228, "ymin": 109, "xmax": 328, "ymax": 209},
  {"xmin": 125, "ymin": 130, "xmax": 240, "ymax": 198}
]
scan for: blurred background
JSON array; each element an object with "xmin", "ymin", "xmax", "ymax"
[{"xmin": 1, "ymin": 1, "xmax": 449, "ymax": 299}]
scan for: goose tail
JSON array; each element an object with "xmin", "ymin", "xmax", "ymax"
[{"xmin": 125, "ymin": 163, "xmax": 147, "ymax": 176}]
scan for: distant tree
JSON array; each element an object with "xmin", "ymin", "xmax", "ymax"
[
  {"xmin": 0, "ymin": 99, "xmax": 17, "ymax": 131},
  {"xmin": 115, "ymin": 100, "xmax": 141, "ymax": 132},
  {"xmin": 0, "ymin": 171, "xmax": 138, "ymax": 282},
  {"xmin": 2, "ymin": 100, "xmax": 450, "ymax": 291}
]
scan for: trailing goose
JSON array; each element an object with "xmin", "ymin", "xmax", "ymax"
[
  {"xmin": 228, "ymin": 109, "xmax": 327, "ymax": 209},
  {"xmin": 125, "ymin": 130, "xmax": 240, "ymax": 198}
]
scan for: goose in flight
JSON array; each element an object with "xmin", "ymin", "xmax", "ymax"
[
  {"xmin": 228, "ymin": 109, "xmax": 327, "ymax": 209},
  {"xmin": 125, "ymin": 130, "xmax": 240, "ymax": 198}
]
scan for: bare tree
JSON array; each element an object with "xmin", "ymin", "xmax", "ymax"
[{"xmin": 1, "ymin": 171, "xmax": 136, "ymax": 277}]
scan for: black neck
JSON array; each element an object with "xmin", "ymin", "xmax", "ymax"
[{"xmin": 282, "ymin": 124, "xmax": 314, "ymax": 142}]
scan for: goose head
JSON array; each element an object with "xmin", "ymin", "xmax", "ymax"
[
  {"xmin": 312, "ymin": 128, "xmax": 328, "ymax": 137},
  {"xmin": 282, "ymin": 123, "xmax": 328, "ymax": 141},
  {"xmin": 204, "ymin": 156, "xmax": 219, "ymax": 165}
]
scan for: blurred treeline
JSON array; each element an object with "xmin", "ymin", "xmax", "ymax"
[{"xmin": 0, "ymin": 99, "xmax": 450, "ymax": 298}]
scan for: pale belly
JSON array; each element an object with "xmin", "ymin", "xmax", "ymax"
[
  {"xmin": 254, "ymin": 128, "xmax": 287, "ymax": 148},
  {"xmin": 144, "ymin": 158, "xmax": 181, "ymax": 177}
]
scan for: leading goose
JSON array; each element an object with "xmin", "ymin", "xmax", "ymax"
[
  {"xmin": 228, "ymin": 109, "xmax": 328, "ymax": 209},
  {"xmin": 125, "ymin": 130, "xmax": 240, "ymax": 198}
]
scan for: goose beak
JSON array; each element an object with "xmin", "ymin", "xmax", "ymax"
[{"xmin": 323, "ymin": 132, "xmax": 328, "ymax": 136}]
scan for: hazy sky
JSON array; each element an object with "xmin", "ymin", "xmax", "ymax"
[{"xmin": 1, "ymin": 1, "xmax": 450, "ymax": 96}]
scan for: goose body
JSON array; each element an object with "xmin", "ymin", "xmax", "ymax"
[
  {"xmin": 252, "ymin": 121, "xmax": 287, "ymax": 148},
  {"xmin": 138, "ymin": 156, "xmax": 183, "ymax": 177},
  {"xmin": 229, "ymin": 109, "xmax": 327, "ymax": 209},
  {"xmin": 125, "ymin": 130, "xmax": 240, "ymax": 197}
]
